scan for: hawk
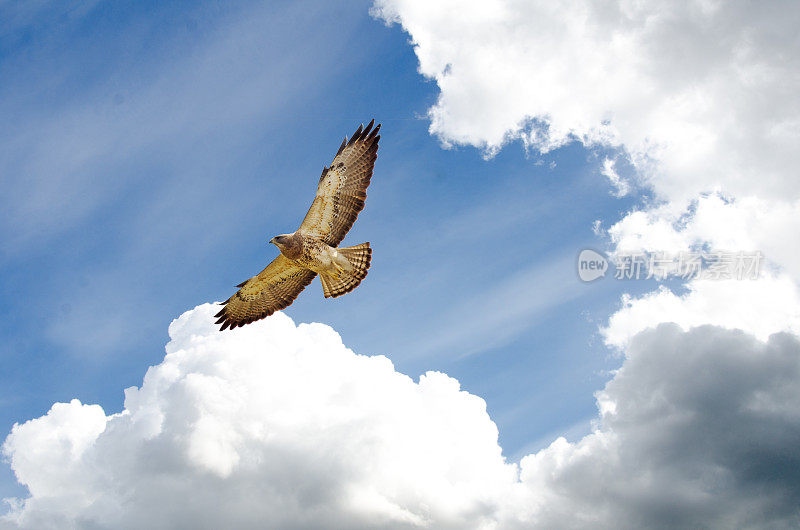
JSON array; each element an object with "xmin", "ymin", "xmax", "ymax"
[{"xmin": 214, "ymin": 120, "xmax": 380, "ymax": 331}]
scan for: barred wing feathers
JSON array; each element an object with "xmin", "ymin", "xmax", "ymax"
[
  {"xmin": 214, "ymin": 255, "xmax": 316, "ymax": 330},
  {"xmin": 298, "ymin": 120, "xmax": 380, "ymax": 246}
]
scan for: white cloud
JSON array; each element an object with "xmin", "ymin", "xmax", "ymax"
[
  {"xmin": 603, "ymin": 194, "xmax": 800, "ymax": 349},
  {"xmin": 372, "ymin": 0, "xmax": 800, "ymax": 358},
  {"xmin": 4, "ymin": 2, "xmax": 799, "ymax": 528},
  {"xmin": 600, "ymin": 158, "xmax": 630, "ymax": 198},
  {"xmin": 602, "ymin": 275, "xmax": 800, "ymax": 349},
  {"xmin": 3, "ymin": 305, "xmax": 517, "ymax": 529},
  {"xmin": 609, "ymin": 194, "xmax": 800, "ymax": 280},
  {"xmin": 4, "ymin": 306, "xmax": 800, "ymax": 528},
  {"xmin": 372, "ymin": 0, "xmax": 800, "ymax": 202}
]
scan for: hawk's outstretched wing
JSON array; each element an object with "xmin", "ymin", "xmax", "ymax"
[
  {"xmin": 215, "ymin": 255, "xmax": 316, "ymax": 330},
  {"xmin": 298, "ymin": 120, "xmax": 380, "ymax": 246}
]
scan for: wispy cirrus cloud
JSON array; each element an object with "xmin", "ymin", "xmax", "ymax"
[{"xmin": 0, "ymin": 2, "xmax": 329, "ymax": 255}]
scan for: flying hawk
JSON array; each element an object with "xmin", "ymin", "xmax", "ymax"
[{"xmin": 214, "ymin": 120, "xmax": 380, "ymax": 331}]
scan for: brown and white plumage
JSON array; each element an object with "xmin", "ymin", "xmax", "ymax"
[
  {"xmin": 214, "ymin": 120, "xmax": 380, "ymax": 331},
  {"xmin": 299, "ymin": 121, "xmax": 380, "ymax": 246},
  {"xmin": 319, "ymin": 242, "xmax": 372, "ymax": 298}
]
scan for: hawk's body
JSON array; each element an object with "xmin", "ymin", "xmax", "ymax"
[
  {"xmin": 268, "ymin": 232, "xmax": 363, "ymax": 279},
  {"xmin": 214, "ymin": 120, "xmax": 380, "ymax": 331}
]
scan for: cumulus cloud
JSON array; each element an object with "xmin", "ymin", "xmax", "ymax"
[
  {"xmin": 2, "ymin": 304, "xmax": 516, "ymax": 529},
  {"xmin": 609, "ymin": 194, "xmax": 800, "ymax": 280},
  {"xmin": 600, "ymin": 158, "xmax": 630, "ymax": 198},
  {"xmin": 4, "ymin": 306, "xmax": 800, "ymax": 528},
  {"xmin": 503, "ymin": 324, "xmax": 800, "ymax": 529},
  {"xmin": 604, "ymin": 193, "xmax": 800, "ymax": 348},
  {"xmin": 372, "ymin": 0, "xmax": 800, "ymax": 357},
  {"xmin": 372, "ymin": 0, "xmax": 800, "ymax": 202},
  {"xmin": 4, "ymin": 3, "xmax": 798, "ymax": 529},
  {"xmin": 602, "ymin": 275, "xmax": 800, "ymax": 349}
]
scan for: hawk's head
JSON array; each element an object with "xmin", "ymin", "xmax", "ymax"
[{"xmin": 269, "ymin": 234, "xmax": 293, "ymax": 249}]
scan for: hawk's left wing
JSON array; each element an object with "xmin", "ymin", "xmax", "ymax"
[
  {"xmin": 298, "ymin": 120, "xmax": 380, "ymax": 246},
  {"xmin": 215, "ymin": 255, "xmax": 316, "ymax": 330}
]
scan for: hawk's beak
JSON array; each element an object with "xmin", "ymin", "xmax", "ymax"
[{"xmin": 269, "ymin": 237, "xmax": 276, "ymax": 245}]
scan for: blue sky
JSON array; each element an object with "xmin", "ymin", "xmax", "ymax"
[
  {"xmin": 6, "ymin": 3, "xmax": 798, "ymax": 526},
  {"xmin": 0, "ymin": 0, "xmax": 654, "ymax": 502}
]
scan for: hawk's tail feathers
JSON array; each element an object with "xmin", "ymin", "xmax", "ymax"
[{"xmin": 320, "ymin": 242, "xmax": 372, "ymax": 298}]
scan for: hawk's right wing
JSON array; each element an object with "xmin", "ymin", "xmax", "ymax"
[
  {"xmin": 215, "ymin": 255, "xmax": 316, "ymax": 330},
  {"xmin": 298, "ymin": 120, "xmax": 380, "ymax": 246}
]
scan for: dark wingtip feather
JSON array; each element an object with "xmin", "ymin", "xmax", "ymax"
[
  {"xmin": 336, "ymin": 137, "xmax": 347, "ymax": 156},
  {"xmin": 348, "ymin": 123, "xmax": 363, "ymax": 145},
  {"xmin": 214, "ymin": 308, "xmax": 226, "ymax": 317},
  {"xmin": 367, "ymin": 123, "xmax": 381, "ymax": 142},
  {"xmin": 362, "ymin": 119, "xmax": 375, "ymax": 138},
  {"xmin": 219, "ymin": 321, "xmax": 231, "ymax": 331}
]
